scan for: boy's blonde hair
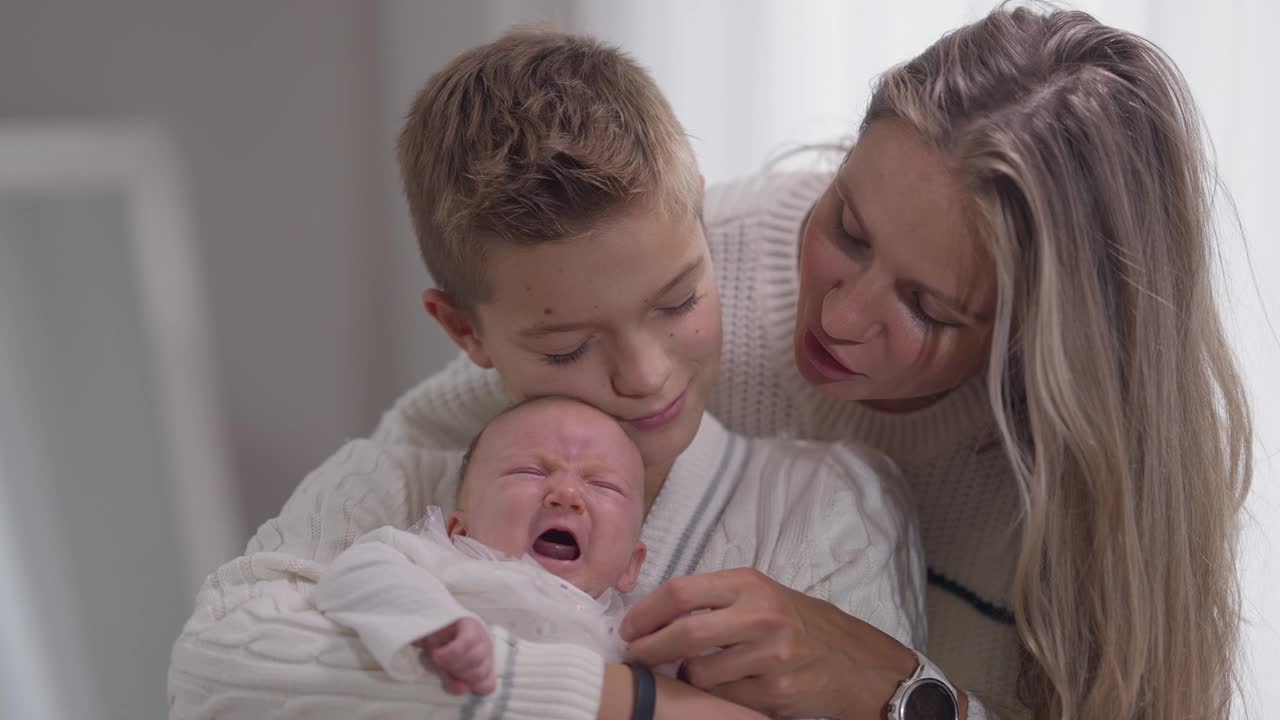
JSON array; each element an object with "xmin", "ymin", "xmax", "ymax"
[{"xmin": 398, "ymin": 29, "xmax": 701, "ymax": 310}]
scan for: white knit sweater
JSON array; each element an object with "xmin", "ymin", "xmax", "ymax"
[
  {"xmin": 702, "ymin": 172, "xmax": 1028, "ymax": 718},
  {"xmin": 168, "ymin": 392, "xmax": 926, "ymax": 720}
]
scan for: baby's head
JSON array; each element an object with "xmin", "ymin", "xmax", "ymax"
[{"xmin": 448, "ymin": 397, "xmax": 647, "ymax": 598}]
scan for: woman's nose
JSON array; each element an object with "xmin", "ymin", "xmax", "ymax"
[
  {"xmin": 610, "ymin": 333, "xmax": 672, "ymax": 399},
  {"xmin": 821, "ymin": 278, "xmax": 886, "ymax": 344}
]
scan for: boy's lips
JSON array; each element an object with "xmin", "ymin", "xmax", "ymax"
[{"xmin": 625, "ymin": 387, "xmax": 688, "ymax": 430}]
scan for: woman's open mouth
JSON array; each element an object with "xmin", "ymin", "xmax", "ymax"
[
  {"xmin": 802, "ymin": 330, "xmax": 860, "ymax": 381},
  {"xmin": 532, "ymin": 528, "xmax": 580, "ymax": 562}
]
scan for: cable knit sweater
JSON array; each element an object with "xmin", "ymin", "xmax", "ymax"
[
  {"xmin": 168, "ymin": 392, "xmax": 926, "ymax": 720},
  {"xmin": 703, "ymin": 172, "xmax": 1028, "ymax": 718}
]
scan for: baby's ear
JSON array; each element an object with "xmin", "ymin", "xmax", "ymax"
[
  {"xmin": 423, "ymin": 289, "xmax": 493, "ymax": 369},
  {"xmin": 446, "ymin": 512, "xmax": 468, "ymax": 539},
  {"xmin": 615, "ymin": 543, "xmax": 647, "ymax": 594}
]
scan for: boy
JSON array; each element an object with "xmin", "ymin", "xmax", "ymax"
[{"xmin": 169, "ymin": 29, "xmax": 921, "ymax": 720}]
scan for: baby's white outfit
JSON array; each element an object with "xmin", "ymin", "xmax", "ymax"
[{"xmin": 313, "ymin": 507, "xmax": 628, "ymax": 682}]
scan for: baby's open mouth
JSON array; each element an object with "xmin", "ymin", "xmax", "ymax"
[{"xmin": 532, "ymin": 528, "xmax": 580, "ymax": 561}]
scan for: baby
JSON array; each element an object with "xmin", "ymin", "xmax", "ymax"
[{"xmin": 313, "ymin": 396, "xmax": 647, "ymax": 694}]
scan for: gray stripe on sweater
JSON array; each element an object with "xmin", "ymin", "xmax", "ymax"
[
  {"xmin": 681, "ymin": 441, "xmax": 753, "ymax": 577},
  {"xmin": 479, "ymin": 635, "xmax": 518, "ymax": 720},
  {"xmin": 658, "ymin": 432, "xmax": 741, "ymax": 584}
]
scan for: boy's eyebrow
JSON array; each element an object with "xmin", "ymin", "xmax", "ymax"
[
  {"xmin": 520, "ymin": 319, "xmax": 591, "ymax": 338},
  {"xmin": 647, "ymin": 257, "xmax": 703, "ymax": 305},
  {"xmin": 518, "ymin": 257, "xmax": 705, "ymax": 338}
]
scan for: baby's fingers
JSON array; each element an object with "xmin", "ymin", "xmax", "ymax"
[
  {"xmin": 434, "ymin": 637, "xmax": 492, "ymax": 675},
  {"xmin": 441, "ymin": 674, "xmax": 469, "ymax": 695},
  {"xmin": 469, "ymin": 657, "xmax": 497, "ymax": 695}
]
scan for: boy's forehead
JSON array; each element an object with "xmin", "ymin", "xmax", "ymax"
[{"xmin": 478, "ymin": 210, "xmax": 705, "ymax": 325}]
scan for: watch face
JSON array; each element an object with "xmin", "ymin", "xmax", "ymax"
[{"xmin": 905, "ymin": 678, "xmax": 957, "ymax": 719}]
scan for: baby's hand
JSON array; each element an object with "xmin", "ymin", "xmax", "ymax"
[{"xmin": 414, "ymin": 617, "xmax": 496, "ymax": 695}]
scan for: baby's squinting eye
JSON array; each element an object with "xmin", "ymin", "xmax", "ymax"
[{"xmin": 588, "ymin": 480, "xmax": 623, "ymax": 495}]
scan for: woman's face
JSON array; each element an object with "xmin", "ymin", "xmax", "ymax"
[{"xmin": 794, "ymin": 119, "xmax": 996, "ymax": 411}]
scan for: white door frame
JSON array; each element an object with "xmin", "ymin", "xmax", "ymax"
[{"xmin": 0, "ymin": 124, "xmax": 241, "ymax": 592}]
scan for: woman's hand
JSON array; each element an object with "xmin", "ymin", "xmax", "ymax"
[{"xmin": 620, "ymin": 568, "xmax": 919, "ymax": 720}]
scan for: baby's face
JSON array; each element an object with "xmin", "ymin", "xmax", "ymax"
[{"xmin": 450, "ymin": 397, "xmax": 646, "ymax": 598}]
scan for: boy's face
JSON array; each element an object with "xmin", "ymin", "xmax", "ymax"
[
  {"xmin": 448, "ymin": 397, "xmax": 647, "ymax": 598},
  {"xmin": 428, "ymin": 205, "xmax": 722, "ymax": 478}
]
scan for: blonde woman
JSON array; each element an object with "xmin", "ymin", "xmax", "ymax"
[{"xmin": 621, "ymin": 5, "xmax": 1251, "ymax": 719}]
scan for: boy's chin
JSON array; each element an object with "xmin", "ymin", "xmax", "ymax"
[{"xmin": 629, "ymin": 408, "xmax": 704, "ymax": 468}]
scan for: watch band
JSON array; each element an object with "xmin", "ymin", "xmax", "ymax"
[
  {"xmin": 886, "ymin": 650, "xmax": 959, "ymax": 720},
  {"xmin": 626, "ymin": 662, "xmax": 656, "ymax": 720}
]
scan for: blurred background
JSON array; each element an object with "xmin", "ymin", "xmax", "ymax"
[{"xmin": 0, "ymin": 1, "xmax": 1274, "ymax": 718}]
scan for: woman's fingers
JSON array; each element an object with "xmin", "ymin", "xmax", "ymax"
[
  {"xmin": 621, "ymin": 571, "xmax": 744, "ymax": 641},
  {"xmin": 625, "ymin": 604, "xmax": 760, "ymax": 667},
  {"xmin": 678, "ymin": 642, "xmax": 771, "ymax": 691}
]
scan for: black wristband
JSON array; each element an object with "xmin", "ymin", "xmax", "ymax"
[{"xmin": 626, "ymin": 662, "xmax": 656, "ymax": 720}]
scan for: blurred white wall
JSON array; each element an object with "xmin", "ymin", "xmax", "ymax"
[
  {"xmin": 0, "ymin": 0, "xmax": 1274, "ymax": 718},
  {"xmin": 0, "ymin": 0, "xmax": 394, "ymax": 543}
]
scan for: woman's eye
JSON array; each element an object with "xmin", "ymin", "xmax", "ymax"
[
  {"xmin": 833, "ymin": 213, "xmax": 870, "ymax": 256},
  {"xmin": 908, "ymin": 292, "xmax": 958, "ymax": 329},
  {"xmin": 661, "ymin": 292, "xmax": 701, "ymax": 316},
  {"xmin": 542, "ymin": 340, "xmax": 590, "ymax": 365}
]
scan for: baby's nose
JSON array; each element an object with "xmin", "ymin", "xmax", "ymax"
[{"xmin": 543, "ymin": 484, "xmax": 585, "ymax": 513}]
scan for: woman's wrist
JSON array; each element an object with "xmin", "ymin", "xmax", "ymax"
[{"xmin": 826, "ymin": 601, "xmax": 920, "ymax": 720}]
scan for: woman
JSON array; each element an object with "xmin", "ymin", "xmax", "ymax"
[{"xmin": 633, "ymin": 6, "xmax": 1250, "ymax": 719}]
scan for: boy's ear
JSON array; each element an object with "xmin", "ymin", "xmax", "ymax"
[
  {"xmin": 446, "ymin": 512, "xmax": 467, "ymax": 539},
  {"xmin": 423, "ymin": 289, "xmax": 493, "ymax": 369},
  {"xmin": 614, "ymin": 543, "xmax": 647, "ymax": 594}
]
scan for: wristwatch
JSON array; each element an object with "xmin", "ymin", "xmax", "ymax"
[{"xmin": 886, "ymin": 650, "xmax": 959, "ymax": 720}]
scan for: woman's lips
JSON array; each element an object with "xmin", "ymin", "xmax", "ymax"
[
  {"xmin": 802, "ymin": 330, "xmax": 860, "ymax": 381},
  {"xmin": 626, "ymin": 387, "xmax": 688, "ymax": 430}
]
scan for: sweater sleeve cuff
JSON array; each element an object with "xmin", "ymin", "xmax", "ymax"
[
  {"xmin": 965, "ymin": 694, "xmax": 998, "ymax": 720},
  {"xmin": 478, "ymin": 627, "xmax": 605, "ymax": 720}
]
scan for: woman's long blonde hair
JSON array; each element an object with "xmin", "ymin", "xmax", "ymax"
[{"xmin": 864, "ymin": 5, "xmax": 1252, "ymax": 718}]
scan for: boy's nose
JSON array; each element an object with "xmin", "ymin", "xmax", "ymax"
[{"xmin": 611, "ymin": 338, "xmax": 672, "ymax": 399}]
